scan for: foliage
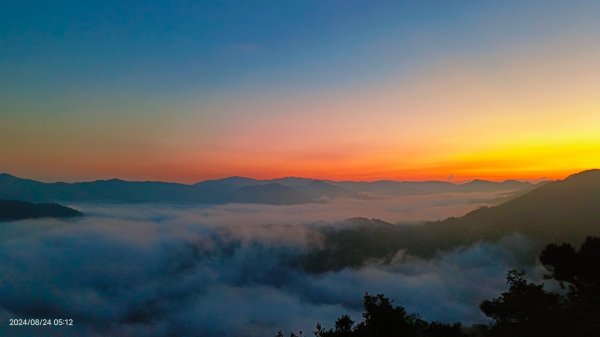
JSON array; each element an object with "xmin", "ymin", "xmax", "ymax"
[
  {"xmin": 313, "ymin": 293, "xmax": 465, "ymax": 337},
  {"xmin": 481, "ymin": 236, "xmax": 600, "ymax": 337},
  {"xmin": 479, "ymin": 270, "xmax": 564, "ymax": 337},
  {"xmin": 281, "ymin": 236, "xmax": 600, "ymax": 337}
]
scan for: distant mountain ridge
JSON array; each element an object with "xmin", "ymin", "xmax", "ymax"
[
  {"xmin": 302, "ymin": 169, "xmax": 600, "ymax": 272},
  {"xmin": 0, "ymin": 172, "xmax": 533, "ymax": 205},
  {"xmin": 0, "ymin": 199, "xmax": 82, "ymax": 222},
  {"xmin": 424, "ymin": 169, "xmax": 600, "ymax": 247},
  {"xmin": 330, "ymin": 179, "xmax": 533, "ymax": 196}
]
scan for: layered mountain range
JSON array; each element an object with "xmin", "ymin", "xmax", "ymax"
[
  {"xmin": 303, "ymin": 169, "xmax": 600, "ymax": 271},
  {"xmin": 0, "ymin": 173, "xmax": 533, "ymax": 205}
]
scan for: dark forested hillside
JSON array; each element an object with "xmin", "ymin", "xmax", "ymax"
[
  {"xmin": 302, "ymin": 170, "xmax": 600, "ymax": 272},
  {"xmin": 0, "ymin": 199, "xmax": 82, "ymax": 221},
  {"xmin": 421, "ymin": 169, "xmax": 600, "ymax": 250}
]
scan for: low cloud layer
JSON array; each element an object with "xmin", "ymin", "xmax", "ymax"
[
  {"xmin": 0, "ymin": 196, "xmax": 540, "ymax": 337},
  {"xmin": 72, "ymin": 190, "xmax": 511, "ymax": 226}
]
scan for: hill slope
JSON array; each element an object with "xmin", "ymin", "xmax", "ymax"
[
  {"xmin": 230, "ymin": 183, "xmax": 314, "ymax": 205},
  {"xmin": 0, "ymin": 199, "xmax": 83, "ymax": 222},
  {"xmin": 302, "ymin": 170, "xmax": 600, "ymax": 272},
  {"xmin": 0, "ymin": 173, "xmax": 532, "ymax": 205},
  {"xmin": 0, "ymin": 173, "xmax": 306, "ymax": 205},
  {"xmin": 426, "ymin": 169, "xmax": 600, "ymax": 247}
]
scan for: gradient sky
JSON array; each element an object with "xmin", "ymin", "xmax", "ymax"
[{"xmin": 1, "ymin": 0, "xmax": 600, "ymax": 183}]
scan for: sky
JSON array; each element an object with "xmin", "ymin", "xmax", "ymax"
[{"xmin": 1, "ymin": 0, "xmax": 600, "ymax": 183}]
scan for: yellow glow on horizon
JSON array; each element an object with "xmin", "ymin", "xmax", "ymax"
[{"xmin": 2, "ymin": 35, "xmax": 600, "ymax": 183}]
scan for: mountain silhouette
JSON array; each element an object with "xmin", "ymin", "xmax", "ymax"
[
  {"xmin": 424, "ymin": 169, "xmax": 600, "ymax": 247},
  {"xmin": 194, "ymin": 176, "xmax": 262, "ymax": 194},
  {"xmin": 0, "ymin": 173, "xmax": 286, "ymax": 204},
  {"xmin": 230, "ymin": 183, "xmax": 314, "ymax": 205},
  {"xmin": 0, "ymin": 199, "xmax": 83, "ymax": 222},
  {"xmin": 0, "ymin": 173, "xmax": 531, "ymax": 205},
  {"xmin": 333, "ymin": 179, "xmax": 532, "ymax": 196},
  {"xmin": 303, "ymin": 169, "xmax": 600, "ymax": 272}
]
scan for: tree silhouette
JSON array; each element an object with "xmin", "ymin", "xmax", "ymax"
[
  {"xmin": 540, "ymin": 237, "xmax": 600, "ymax": 302},
  {"xmin": 289, "ymin": 237, "xmax": 600, "ymax": 337},
  {"xmin": 479, "ymin": 270, "xmax": 564, "ymax": 337},
  {"xmin": 314, "ymin": 293, "xmax": 464, "ymax": 337},
  {"xmin": 539, "ymin": 237, "xmax": 600, "ymax": 336},
  {"xmin": 480, "ymin": 237, "xmax": 600, "ymax": 337}
]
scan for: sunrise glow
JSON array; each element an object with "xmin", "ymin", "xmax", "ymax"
[{"xmin": 2, "ymin": 1, "xmax": 599, "ymax": 183}]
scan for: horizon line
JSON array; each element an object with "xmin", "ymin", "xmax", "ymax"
[{"xmin": 0, "ymin": 171, "xmax": 567, "ymax": 186}]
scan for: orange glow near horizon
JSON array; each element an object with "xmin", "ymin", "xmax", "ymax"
[{"xmin": 2, "ymin": 35, "xmax": 600, "ymax": 184}]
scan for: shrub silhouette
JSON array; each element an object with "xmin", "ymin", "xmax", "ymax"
[
  {"xmin": 314, "ymin": 293, "xmax": 464, "ymax": 337},
  {"xmin": 479, "ymin": 270, "xmax": 563, "ymax": 337},
  {"xmin": 285, "ymin": 236, "xmax": 600, "ymax": 337},
  {"xmin": 481, "ymin": 236, "xmax": 600, "ymax": 337}
]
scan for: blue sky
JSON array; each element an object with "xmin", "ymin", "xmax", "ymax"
[
  {"xmin": 1, "ymin": 1, "xmax": 600, "ymax": 182},
  {"xmin": 3, "ymin": 0, "xmax": 593, "ymax": 98}
]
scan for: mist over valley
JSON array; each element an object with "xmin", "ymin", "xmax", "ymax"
[{"xmin": 2, "ymin": 171, "xmax": 599, "ymax": 336}]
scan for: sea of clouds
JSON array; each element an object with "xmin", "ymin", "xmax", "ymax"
[{"xmin": 0, "ymin": 192, "xmax": 543, "ymax": 337}]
